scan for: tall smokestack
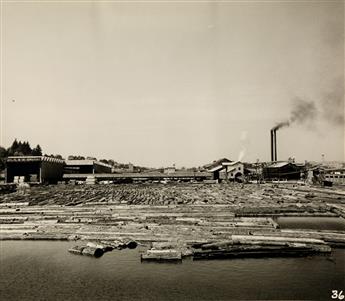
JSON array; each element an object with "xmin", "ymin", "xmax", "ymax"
[
  {"xmin": 274, "ymin": 129, "xmax": 277, "ymax": 161},
  {"xmin": 270, "ymin": 130, "xmax": 274, "ymax": 161}
]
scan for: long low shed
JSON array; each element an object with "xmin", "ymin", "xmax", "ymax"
[
  {"xmin": 64, "ymin": 160, "xmax": 112, "ymax": 174},
  {"xmin": 6, "ymin": 156, "xmax": 65, "ymax": 184},
  {"xmin": 63, "ymin": 171, "xmax": 212, "ymax": 181}
]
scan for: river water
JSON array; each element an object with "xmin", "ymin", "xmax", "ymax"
[
  {"xmin": 0, "ymin": 241, "xmax": 344, "ymax": 301},
  {"xmin": 276, "ymin": 216, "xmax": 345, "ymax": 231}
]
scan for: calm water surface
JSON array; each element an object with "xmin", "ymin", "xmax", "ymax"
[
  {"xmin": 0, "ymin": 241, "xmax": 344, "ymax": 300},
  {"xmin": 276, "ymin": 216, "xmax": 345, "ymax": 231}
]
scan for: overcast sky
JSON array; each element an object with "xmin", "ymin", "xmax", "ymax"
[{"xmin": 1, "ymin": 1, "xmax": 344, "ymax": 167}]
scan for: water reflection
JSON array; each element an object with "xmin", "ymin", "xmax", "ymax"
[{"xmin": 0, "ymin": 241, "xmax": 344, "ymax": 300}]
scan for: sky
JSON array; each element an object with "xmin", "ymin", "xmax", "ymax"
[{"xmin": 1, "ymin": 0, "xmax": 344, "ymax": 167}]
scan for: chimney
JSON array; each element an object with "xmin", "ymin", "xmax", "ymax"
[
  {"xmin": 274, "ymin": 129, "xmax": 277, "ymax": 161},
  {"xmin": 270, "ymin": 130, "xmax": 274, "ymax": 161}
]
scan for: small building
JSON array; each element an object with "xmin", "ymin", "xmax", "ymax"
[
  {"xmin": 128, "ymin": 163, "xmax": 134, "ymax": 173},
  {"xmin": 220, "ymin": 161, "xmax": 244, "ymax": 181},
  {"xmin": 64, "ymin": 160, "xmax": 112, "ymax": 174},
  {"xmin": 163, "ymin": 167, "xmax": 176, "ymax": 174},
  {"xmin": 324, "ymin": 169, "xmax": 345, "ymax": 185},
  {"xmin": 206, "ymin": 158, "xmax": 244, "ymax": 181},
  {"xmin": 263, "ymin": 162, "xmax": 303, "ymax": 180},
  {"xmin": 6, "ymin": 156, "xmax": 64, "ymax": 184}
]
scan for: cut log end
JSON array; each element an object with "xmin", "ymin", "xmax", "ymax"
[{"xmin": 82, "ymin": 246, "xmax": 104, "ymax": 258}]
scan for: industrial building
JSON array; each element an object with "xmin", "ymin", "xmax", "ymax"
[
  {"xmin": 206, "ymin": 159, "xmax": 244, "ymax": 181},
  {"xmin": 6, "ymin": 156, "xmax": 64, "ymax": 184},
  {"xmin": 64, "ymin": 160, "xmax": 112, "ymax": 174},
  {"xmin": 164, "ymin": 167, "xmax": 176, "ymax": 174},
  {"xmin": 324, "ymin": 169, "xmax": 345, "ymax": 185},
  {"xmin": 220, "ymin": 161, "xmax": 244, "ymax": 180},
  {"xmin": 263, "ymin": 162, "xmax": 303, "ymax": 180}
]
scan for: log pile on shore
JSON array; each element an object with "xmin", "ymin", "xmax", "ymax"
[{"xmin": 0, "ymin": 183, "xmax": 344, "ymax": 261}]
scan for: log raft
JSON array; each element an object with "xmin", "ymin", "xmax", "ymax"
[
  {"xmin": 193, "ymin": 235, "xmax": 331, "ymax": 260},
  {"xmin": 0, "ymin": 183, "xmax": 344, "ymax": 261}
]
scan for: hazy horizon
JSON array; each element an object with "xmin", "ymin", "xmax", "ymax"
[{"xmin": 1, "ymin": 1, "xmax": 344, "ymax": 168}]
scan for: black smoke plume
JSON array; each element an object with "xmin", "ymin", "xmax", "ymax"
[
  {"xmin": 320, "ymin": 79, "xmax": 344, "ymax": 126},
  {"xmin": 272, "ymin": 98, "xmax": 318, "ymax": 131}
]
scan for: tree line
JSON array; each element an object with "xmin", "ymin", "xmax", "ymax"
[
  {"xmin": 0, "ymin": 139, "xmax": 43, "ymax": 170},
  {"xmin": 0, "ymin": 139, "xmax": 151, "ymax": 172}
]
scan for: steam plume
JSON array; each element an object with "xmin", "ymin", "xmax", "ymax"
[{"xmin": 237, "ymin": 131, "xmax": 247, "ymax": 161}]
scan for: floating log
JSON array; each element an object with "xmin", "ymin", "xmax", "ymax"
[
  {"xmin": 151, "ymin": 241, "xmax": 179, "ymax": 250},
  {"xmin": 0, "ymin": 217, "xmax": 28, "ymax": 224},
  {"xmin": 150, "ymin": 241, "xmax": 193, "ymax": 257},
  {"xmin": 201, "ymin": 240, "xmax": 233, "ymax": 250},
  {"xmin": 86, "ymin": 241, "xmax": 113, "ymax": 252},
  {"xmin": 181, "ymin": 247, "xmax": 194, "ymax": 257},
  {"xmin": 81, "ymin": 246, "xmax": 104, "ymax": 258},
  {"xmin": 231, "ymin": 235, "xmax": 327, "ymax": 245},
  {"xmin": 141, "ymin": 249, "xmax": 182, "ymax": 261},
  {"xmin": 193, "ymin": 243, "xmax": 331, "ymax": 260},
  {"xmin": 100, "ymin": 240, "xmax": 123, "ymax": 249},
  {"xmin": 98, "ymin": 238, "xmax": 138, "ymax": 250},
  {"xmin": 120, "ymin": 238, "xmax": 138, "ymax": 249},
  {"xmin": 68, "ymin": 245, "xmax": 85, "ymax": 255}
]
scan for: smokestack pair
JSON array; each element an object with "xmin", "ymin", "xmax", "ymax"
[{"xmin": 271, "ymin": 129, "xmax": 277, "ymax": 161}]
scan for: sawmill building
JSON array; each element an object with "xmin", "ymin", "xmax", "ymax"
[
  {"xmin": 64, "ymin": 160, "xmax": 112, "ymax": 174},
  {"xmin": 324, "ymin": 169, "xmax": 345, "ymax": 185},
  {"xmin": 6, "ymin": 156, "xmax": 64, "ymax": 184},
  {"xmin": 206, "ymin": 158, "xmax": 244, "ymax": 181},
  {"xmin": 263, "ymin": 162, "xmax": 303, "ymax": 180}
]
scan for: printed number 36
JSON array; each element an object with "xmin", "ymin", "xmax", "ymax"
[{"xmin": 332, "ymin": 290, "xmax": 344, "ymax": 300}]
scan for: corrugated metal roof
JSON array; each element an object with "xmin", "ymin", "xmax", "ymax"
[
  {"xmin": 269, "ymin": 162, "xmax": 290, "ymax": 168},
  {"xmin": 208, "ymin": 165, "xmax": 225, "ymax": 172},
  {"xmin": 65, "ymin": 160, "xmax": 95, "ymax": 166},
  {"xmin": 222, "ymin": 161, "xmax": 242, "ymax": 166},
  {"xmin": 65, "ymin": 159, "xmax": 112, "ymax": 168},
  {"xmin": 65, "ymin": 160, "xmax": 112, "ymax": 168},
  {"xmin": 7, "ymin": 156, "xmax": 64, "ymax": 164},
  {"xmin": 204, "ymin": 158, "xmax": 232, "ymax": 169}
]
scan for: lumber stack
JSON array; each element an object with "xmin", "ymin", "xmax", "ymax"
[{"xmin": 85, "ymin": 176, "xmax": 96, "ymax": 185}]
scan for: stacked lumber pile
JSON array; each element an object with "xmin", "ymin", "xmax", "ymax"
[{"xmin": 85, "ymin": 176, "xmax": 96, "ymax": 185}]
